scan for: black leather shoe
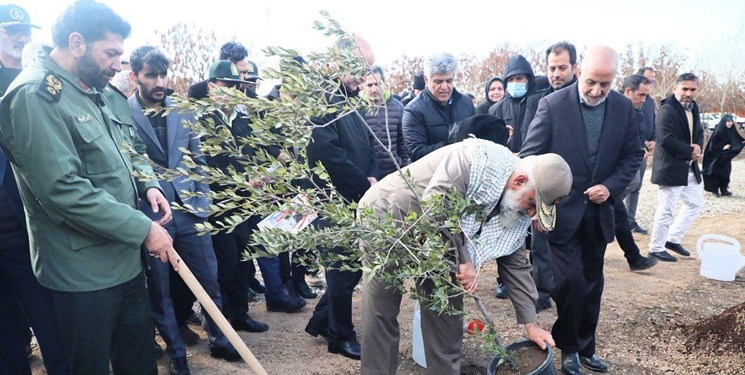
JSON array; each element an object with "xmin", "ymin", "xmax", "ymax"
[
  {"xmin": 209, "ymin": 344, "xmax": 241, "ymax": 362},
  {"xmin": 535, "ymin": 297, "xmax": 552, "ymax": 313},
  {"xmin": 247, "ymin": 278, "xmax": 266, "ymax": 294},
  {"xmin": 631, "ymin": 224, "xmax": 648, "ymax": 235},
  {"xmin": 267, "ymin": 294, "xmax": 307, "ymax": 313},
  {"xmin": 650, "ymin": 251, "xmax": 677, "ymax": 262},
  {"xmin": 231, "ymin": 316, "xmax": 269, "ymax": 332},
  {"xmin": 305, "ymin": 322, "xmax": 331, "ymax": 342},
  {"xmin": 328, "ymin": 339, "xmax": 361, "ymax": 360},
  {"xmin": 721, "ymin": 189, "xmax": 733, "ymax": 197},
  {"xmin": 628, "ymin": 256, "xmax": 658, "ymax": 271},
  {"xmin": 665, "ymin": 241, "xmax": 691, "ymax": 257},
  {"xmin": 294, "ymin": 280, "xmax": 318, "ymax": 299},
  {"xmin": 561, "ymin": 352, "xmax": 584, "ymax": 375},
  {"xmin": 495, "ymin": 283, "xmax": 508, "ymax": 299},
  {"xmin": 580, "ymin": 354, "xmax": 609, "ymax": 372},
  {"xmin": 178, "ymin": 325, "xmax": 200, "ymax": 346},
  {"xmin": 169, "ymin": 356, "xmax": 190, "ymax": 375}
]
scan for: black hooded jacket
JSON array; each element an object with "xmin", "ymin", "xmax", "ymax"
[
  {"xmin": 475, "ymin": 77, "xmax": 503, "ymax": 114},
  {"xmin": 402, "ymin": 87, "xmax": 475, "ymax": 161},
  {"xmin": 488, "ymin": 55, "xmax": 536, "ymax": 152}
]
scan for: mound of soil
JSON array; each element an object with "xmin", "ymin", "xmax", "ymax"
[{"xmin": 685, "ymin": 302, "xmax": 745, "ymax": 354}]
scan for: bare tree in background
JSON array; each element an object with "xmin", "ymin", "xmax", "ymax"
[
  {"xmin": 156, "ymin": 23, "xmax": 218, "ymax": 95},
  {"xmin": 385, "ymin": 55, "xmax": 423, "ymax": 95}
]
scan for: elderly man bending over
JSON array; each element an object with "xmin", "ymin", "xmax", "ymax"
[{"xmin": 359, "ymin": 139, "xmax": 572, "ymax": 375}]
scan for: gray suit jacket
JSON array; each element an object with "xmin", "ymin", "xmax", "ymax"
[
  {"xmin": 128, "ymin": 94, "xmax": 211, "ymax": 219},
  {"xmin": 520, "ymin": 83, "xmax": 643, "ymax": 245}
]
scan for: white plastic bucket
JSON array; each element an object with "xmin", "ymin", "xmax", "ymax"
[
  {"xmin": 412, "ymin": 302, "xmax": 427, "ymax": 368},
  {"xmin": 696, "ymin": 234, "xmax": 745, "ymax": 282}
]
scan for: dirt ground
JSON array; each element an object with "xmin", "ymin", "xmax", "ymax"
[{"xmin": 30, "ymin": 171, "xmax": 745, "ymax": 375}]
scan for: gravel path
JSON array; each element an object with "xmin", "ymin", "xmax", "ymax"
[{"xmin": 634, "ymin": 158, "xmax": 745, "ymax": 231}]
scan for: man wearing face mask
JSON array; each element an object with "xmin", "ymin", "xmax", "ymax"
[
  {"xmin": 402, "ymin": 52, "xmax": 475, "ymax": 162},
  {"xmin": 521, "ymin": 46, "xmax": 642, "ymax": 375},
  {"xmin": 488, "ymin": 54, "xmax": 536, "ymax": 152}
]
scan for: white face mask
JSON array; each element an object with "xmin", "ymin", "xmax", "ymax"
[{"xmin": 506, "ymin": 82, "xmax": 528, "ymax": 99}]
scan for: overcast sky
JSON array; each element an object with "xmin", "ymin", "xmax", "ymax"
[{"xmin": 12, "ymin": 0, "xmax": 745, "ymax": 70}]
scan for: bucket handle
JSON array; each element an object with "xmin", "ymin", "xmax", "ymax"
[{"xmin": 696, "ymin": 234, "xmax": 741, "ymax": 256}]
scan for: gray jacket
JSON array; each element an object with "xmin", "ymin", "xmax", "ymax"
[{"xmin": 363, "ymin": 97, "xmax": 408, "ymax": 177}]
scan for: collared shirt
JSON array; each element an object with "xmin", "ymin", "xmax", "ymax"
[
  {"xmin": 685, "ymin": 109, "xmax": 694, "ymax": 143},
  {"xmin": 135, "ymin": 94, "xmax": 168, "ymax": 156}
]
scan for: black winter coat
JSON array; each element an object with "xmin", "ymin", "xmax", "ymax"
[
  {"xmin": 402, "ymin": 87, "xmax": 475, "ymax": 161},
  {"xmin": 650, "ymin": 94, "xmax": 704, "ymax": 186},
  {"xmin": 363, "ymin": 97, "xmax": 408, "ymax": 177},
  {"xmin": 307, "ymin": 87, "xmax": 380, "ymax": 203}
]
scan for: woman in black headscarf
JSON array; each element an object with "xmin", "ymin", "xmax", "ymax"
[
  {"xmin": 475, "ymin": 77, "xmax": 504, "ymax": 114},
  {"xmin": 702, "ymin": 114, "xmax": 745, "ymax": 196}
]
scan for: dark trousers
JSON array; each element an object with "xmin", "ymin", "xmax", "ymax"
[
  {"xmin": 146, "ymin": 210, "xmax": 228, "ymax": 359},
  {"xmin": 170, "ymin": 270, "xmax": 196, "ymax": 326},
  {"xmin": 213, "ymin": 218, "xmax": 286, "ymax": 320},
  {"xmin": 614, "ymin": 198, "xmax": 642, "ymax": 263},
  {"xmin": 531, "ymin": 230, "xmax": 554, "ymax": 302},
  {"xmin": 52, "ymin": 271, "xmax": 157, "ymax": 375},
  {"xmin": 0, "ymin": 243, "xmax": 69, "ymax": 375},
  {"xmin": 212, "ymin": 221, "xmax": 252, "ymax": 321},
  {"xmin": 308, "ymin": 246, "xmax": 362, "ymax": 343},
  {"xmin": 624, "ymin": 159, "xmax": 646, "ymax": 227},
  {"xmin": 549, "ymin": 208, "xmax": 607, "ymax": 356}
]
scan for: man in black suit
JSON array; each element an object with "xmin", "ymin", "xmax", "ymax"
[
  {"xmin": 520, "ymin": 46, "xmax": 643, "ymax": 375},
  {"xmin": 648, "ymin": 73, "xmax": 704, "ymax": 262},
  {"xmin": 303, "ymin": 35, "xmax": 380, "ymax": 361}
]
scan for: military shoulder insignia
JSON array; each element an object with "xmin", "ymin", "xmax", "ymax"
[{"xmin": 37, "ymin": 72, "xmax": 63, "ymax": 103}]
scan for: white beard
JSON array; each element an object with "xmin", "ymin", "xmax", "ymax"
[
  {"xmin": 499, "ymin": 184, "xmax": 530, "ymax": 228},
  {"xmin": 581, "ymin": 93, "xmax": 608, "ymax": 107}
]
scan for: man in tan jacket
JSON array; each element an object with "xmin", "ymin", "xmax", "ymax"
[{"xmin": 359, "ymin": 139, "xmax": 571, "ymax": 374}]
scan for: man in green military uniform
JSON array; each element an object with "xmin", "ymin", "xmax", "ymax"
[{"xmin": 0, "ymin": 1, "xmax": 179, "ymax": 374}]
